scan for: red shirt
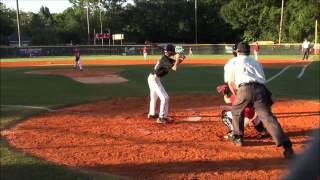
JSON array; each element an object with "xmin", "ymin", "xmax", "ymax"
[
  {"xmin": 143, "ymin": 47, "xmax": 147, "ymax": 54},
  {"xmin": 230, "ymin": 94, "xmax": 255, "ymax": 118},
  {"xmin": 253, "ymin": 43, "xmax": 260, "ymax": 52}
]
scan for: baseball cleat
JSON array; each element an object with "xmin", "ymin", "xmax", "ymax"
[
  {"xmin": 147, "ymin": 114, "xmax": 159, "ymax": 119},
  {"xmin": 156, "ymin": 117, "xmax": 168, "ymax": 124},
  {"xmin": 223, "ymin": 132, "xmax": 233, "ymax": 139},
  {"xmin": 283, "ymin": 147, "xmax": 295, "ymax": 159},
  {"xmin": 231, "ymin": 135, "xmax": 243, "ymax": 147},
  {"xmin": 256, "ymin": 130, "xmax": 269, "ymax": 139}
]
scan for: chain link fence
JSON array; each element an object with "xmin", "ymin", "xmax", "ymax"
[{"xmin": 0, "ymin": 44, "xmax": 318, "ymax": 58}]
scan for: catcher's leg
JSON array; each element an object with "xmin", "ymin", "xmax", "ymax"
[
  {"xmin": 253, "ymin": 117, "xmax": 269, "ymax": 138},
  {"xmin": 221, "ymin": 110, "xmax": 234, "ymax": 139}
]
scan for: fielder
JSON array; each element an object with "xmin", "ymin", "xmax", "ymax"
[
  {"xmin": 143, "ymin": 46, "xmax": 148, "ymax": 60},
  {"xmin": 74, "ymin": 49, "xmax": 83, "ymax": 71},
  {"xmin": 147, "ymin": 44, "xmax": 185, "ymax": 124}
]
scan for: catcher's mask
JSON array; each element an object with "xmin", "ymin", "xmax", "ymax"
[
  {"xmin": 164, "ymin": 44, "xmax": 176, "ymax": 54},
  {"xmin": 232, "ymin": 43, "xmax": 238, "ymax": 57}
]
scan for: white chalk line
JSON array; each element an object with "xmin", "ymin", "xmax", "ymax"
[
  {"xmin": 297, "ymin": 63, "xmax": 311, "ymax": 79},
  {"xmin": 266, "ymin": 65, "xmax": 291, "ymax": 83},
  {"xmin": 0, "ymin": 105, "xmax": 56, "ymax": 112}
]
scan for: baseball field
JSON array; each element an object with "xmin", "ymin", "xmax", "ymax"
[{"xmin": 1, "ymin": 55, "xmax": 319, "ymax": 180}]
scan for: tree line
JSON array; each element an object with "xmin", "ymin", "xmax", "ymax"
[{"xmin": 0, "ymin": 0, "xmax": 319, "ymax": 46}]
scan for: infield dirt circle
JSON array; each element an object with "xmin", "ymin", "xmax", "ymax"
[{"xmin": 1, "ymin": 59, "xmax": 319, "ymax": 179}]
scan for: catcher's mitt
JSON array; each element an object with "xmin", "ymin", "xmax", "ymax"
[{"xmin": 216, "ymin": 84, "xmax": 232, "ymax": 97}]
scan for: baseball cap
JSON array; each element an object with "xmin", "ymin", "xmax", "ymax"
[
  {"xmin": 237, "ymin": 42, "xmax": 250, "ymax": 54},
  {"xmin": 164, "ymin": 44, "xmax": 175, "ymax": 53}
]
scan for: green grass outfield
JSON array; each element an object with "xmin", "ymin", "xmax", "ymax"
[
  {"xmin": 1, "ymin": 54, "xmax": 319, "ymax": 62},
  {"xmin": 1, "ymin": 61, "xmax": 319, "ymax": 179}
]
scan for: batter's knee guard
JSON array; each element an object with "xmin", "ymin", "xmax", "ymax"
[{"xmin": 221, "ymin": 110, "xmax": 233, "ymax": 131}]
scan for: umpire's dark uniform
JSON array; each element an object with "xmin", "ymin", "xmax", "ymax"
[{"xmin": 229, "ymin": 42, "xmax": 294, "ymax": 159}]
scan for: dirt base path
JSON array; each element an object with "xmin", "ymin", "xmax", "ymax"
[
  {"xmin": 2, "ymin": 95, "xmax": 319, "ymax": 179},
  {"xmin": 0, "ymin": 58, "xmax": 310, "ymax": 67}
]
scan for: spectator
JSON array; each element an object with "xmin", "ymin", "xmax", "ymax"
[{"xmin": 253, "ymin": 41, "xmax": 260, "ymax": 60}]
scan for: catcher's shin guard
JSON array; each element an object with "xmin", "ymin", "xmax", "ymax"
[
  {"xmin": 254, "ymin": 120, "xmax": 266, "ymax": 132},
  {"xmin": 221, "ymin": 110, "xmax": 233, "ymax": 131}
]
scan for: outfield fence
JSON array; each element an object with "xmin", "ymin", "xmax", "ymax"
[{"xmin": 0, "ymin": 44, "xmax": 319, "ymax": 58}]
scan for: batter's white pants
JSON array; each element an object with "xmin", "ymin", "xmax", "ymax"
[
  {"xmin": 148, "ymin": 74, "xmax": 169, "ymax": 118},
  {"xmin": 74, "ymin": 60, "xmax": 83, "ymax": 70}
]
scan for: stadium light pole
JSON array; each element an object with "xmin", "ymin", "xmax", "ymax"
[
  {"xmin": 278, "ymin": 0, "xmax": 284, "ymax": 44},
  {"xmin": 86, "ymin": 1, "xmax": 90, "ymax": 45},
  {"xmin": 315, "ymin": 19, "xmax": 318, "ymax": 55},
  {"xmin": 15, "ymin": 0, "xmax": 21, "ymax": 47},
  {"xmin": 194, "ymin": 0, "xmax": 198, "ymax": 44},
  {"xmin": 99, "ymin": 0, "xmax": 103, "ymax": 46}
]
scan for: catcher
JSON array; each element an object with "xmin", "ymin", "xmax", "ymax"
[{"xmin": 217, "ymin": 84, "xmax": 269, "ymax": 139}]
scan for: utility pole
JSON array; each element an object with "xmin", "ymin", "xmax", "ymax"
[
  {"xmin": 108, "ymin": 28, "xmax": 111, "ymax": 46},
  {"xmin": 99, "ymin": 0, "xmax": 103, "ymax": 46},
  {"xmin": 16, "ymin": 0, "xmax": 21, "ymax": 47},
  {"xmin": 195, "ymin": 0, "xmax": 198, "ymax": 44},
  {"xmin": 315, "ymin": 20, "xmax": 318, "ymax": 55},
  {"xmin": 86, "ymin": 1, "xmax": 90, "ymax": 45},
  {"xmin": 278, "ymin": 0, "xmax": 284, "ymax": 44}
]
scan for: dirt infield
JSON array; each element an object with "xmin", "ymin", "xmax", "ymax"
[
  {"xmin": 1, "ymin": 58, "xmax": 318, "ymax": 179},
  {"xmin": 0, "ymin": 58, "xmax": 310, "ymax": 68},
  {"xmin": 26, "ymin": 67, "xmax": 128, "ymax": 84},
  {"xmin": 2, "ymin": 95, "xmax": 319, "ymax": 179}
]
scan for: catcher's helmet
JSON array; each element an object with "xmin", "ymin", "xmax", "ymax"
[
  {"xmin": 164, "ymin": 44, "xmax": 175, "ymax": 53},
  {"xmin": 232, "ymin": 43, "xmax": 238, "ymax": 51}
]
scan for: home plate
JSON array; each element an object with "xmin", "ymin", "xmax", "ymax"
[{"xmin": 184, "ymin": 116, "xmax": 202, "ymax": 121}]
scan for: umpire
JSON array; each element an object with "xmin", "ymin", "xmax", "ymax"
[{"xmin": 227, "ymin": 42, "xmax": 294, "ymax": 159}]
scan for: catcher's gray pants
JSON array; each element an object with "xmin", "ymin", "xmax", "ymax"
[
  {"xmin": 231, "ymin": 83, "xmax": 291, "ymax": 147},
  {"xmin": 147, "ymin": 73, "xmax": 169, "ymax": 118}
]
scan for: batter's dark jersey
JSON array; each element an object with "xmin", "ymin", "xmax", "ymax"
[{"xmin": 153, "ymin": 55, "xmax": 175, "ymax": 77}]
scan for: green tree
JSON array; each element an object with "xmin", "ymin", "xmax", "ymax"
[
  {"xmin": 220, "ymin": 0, "xmax": 320, "ymax": 43},
  {"xmin": 0, "ymin": 2, "xmax": 16, "ymax": 45},
  {"xmin": 285, "ymin": 0, "xmax": 320, "ymax": 42}
]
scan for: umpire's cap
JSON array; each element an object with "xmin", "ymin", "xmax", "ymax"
[
  {"xmin": 164, "ymin": 44, "xmax": 176, "ymax": 53},
  {"xmin": 237, "ymin": 42, "xmax": 250, "ymax": 54}
]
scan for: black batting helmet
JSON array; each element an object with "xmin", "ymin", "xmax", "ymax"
[{"xmin": 164, "ymin": 44, "xmax": 175, "ymax": 53}]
